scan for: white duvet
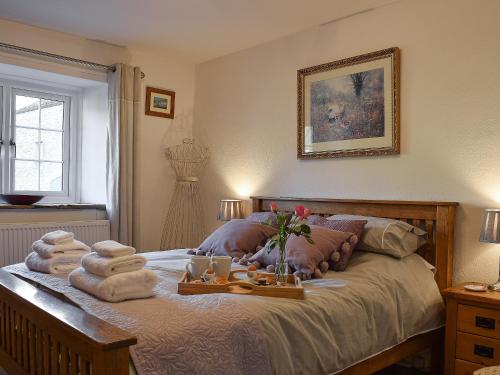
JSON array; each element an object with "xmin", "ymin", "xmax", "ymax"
[{"xmin": 5, "ymin": 249, "xmax": 444, "ymax": 375}]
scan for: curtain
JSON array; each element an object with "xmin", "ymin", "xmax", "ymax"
[{"xmin": 107, "ymin": 64, "xmax": 141, "ymax": 245}]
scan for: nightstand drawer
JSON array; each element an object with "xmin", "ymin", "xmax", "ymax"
[
  {"xmin": 458, "ymin": 304, "xmax": 500, "ymax": 339},
  {"xmin": 456, "ymin": 332, "xmax": 500, "ymax": 366},
  {"xmin": 455, "ymin": 359, "xmax": 483, "ymax": 374}
]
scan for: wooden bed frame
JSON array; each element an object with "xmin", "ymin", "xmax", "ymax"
[
  {"xmin": 252, "ymin": 196, "xmax": 458, "ymax": 375},
  {"xmin": 0, "ymin": 196, "xmax": 458, "ymax": 375}
]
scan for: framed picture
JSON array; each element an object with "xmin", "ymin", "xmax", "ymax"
[
  {"xmin": 145, "ymin": 87, "xmax": 176, "ymax": 119},
  {"xmin": 297, "ymin": 47, "xmax": 400, "ymax": 159}
]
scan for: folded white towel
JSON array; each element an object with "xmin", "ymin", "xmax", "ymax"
[
  {"xmin": 68, "ymin": 267, "xmax": 157, "ymax": 302},
  {"xmin": 81, "ymin": 252, "xmax": 146, "ymax": 277},
  {"xmin": 25, "ymin": 252, "xmax": 83, "ymax": 274},
  {"xmin": 32, "ymin": 239, "xmax": 90, "ymax": 259},
  {"xmin": 92, "ymin": 240, "xmax": 136, "ymax": 258},
  {"xmin": 41, "ymin": 230, "xmax": 74, "ymax": 245}
]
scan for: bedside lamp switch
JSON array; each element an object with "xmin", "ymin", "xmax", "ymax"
[
  {"xmin": 476, "ymin": 316, "xmax": 496, "ymax": 329},
  {"xmin": 474, "ymin": 344, "xmax": 494, "ymax": 359}
]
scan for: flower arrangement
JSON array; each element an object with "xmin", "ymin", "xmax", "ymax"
[{"xmin": 266, "ymin": 202, "xmax": 313, "ymax": 285}]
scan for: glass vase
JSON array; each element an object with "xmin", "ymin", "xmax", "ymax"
[{"xmin": 275, "ymin": 240, "xmax": 288, "ymax": 286}]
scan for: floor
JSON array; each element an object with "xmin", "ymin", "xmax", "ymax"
[{"xmin": 375, "ymin": 365, "xmax": 426, "ymax": 375}]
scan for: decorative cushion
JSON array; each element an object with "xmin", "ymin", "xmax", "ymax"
[
  {"xmin": 247, "ymin": 212, "xmax": 278, "ymax": 227},
  {"xmin": 249, "ymin": 245, "xmax": 278, "ymax": 268},
  {"xmin": 286, "ymin": 225, "xmax": 353, "ymax": 276},
  {"xmin": 307, "ymin": 215, "xmax": 329, "ymax": 226},
  {"xmin": 308, "ymin": 215, "xmax": 367, "ymax": 239},
  {"xmin": 329, "ymin": 214, "xmax": 427, "ymax": 259},
  {"xmin": 198, "ymin": 219, "xmax": 277, "ymax": 258},
  {"xmin": 307, "ymin": 216, "xmax": 367, "ymax": 270},
  {"xmin": 249, "ymin": 225, "xmax": 354, "ymax": 278}
]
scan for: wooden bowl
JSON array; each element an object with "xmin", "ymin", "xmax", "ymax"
[{"xmin": 1, "ymin": 194, "xmax": 44, "ymax": 205}]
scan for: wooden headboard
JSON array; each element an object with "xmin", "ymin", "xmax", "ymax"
[{"xmin": 251, "ymin": 196, "xmax": 458, "ymax": 291}]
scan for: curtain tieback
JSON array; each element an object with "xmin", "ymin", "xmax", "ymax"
[{"xmin": 177, "ymin": 176, "xmax": 199, "ymax": 182}]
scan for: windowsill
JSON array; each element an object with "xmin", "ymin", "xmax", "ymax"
[{"xmin": 0, "ymin": 203, "xmax": 106, "ymax": 210}]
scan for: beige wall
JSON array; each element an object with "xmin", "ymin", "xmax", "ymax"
[
  {"xmin": 194, "ymin": 0, "xmax": 500, "ymax": 285},
  {"xmin": 129, "ymin": 47, "xmax": 195, "ymax": 251},
  {"xmin": 0, "ymin": 18, "xmax": 195, "ymax": 251}
]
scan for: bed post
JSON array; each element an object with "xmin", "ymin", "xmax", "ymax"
[
  {"xmin": 93, "ymin": 347, "xmax": 130, "ymax": 375},
  {"xmin": 0, "ymin": 269, "xmax": 136, "ymax": 375},
  {"xmin": 435, "ymin": 205, "xmax": 456, "ymax": 290}
]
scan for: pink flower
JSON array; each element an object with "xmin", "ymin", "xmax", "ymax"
[
  {"xmin": 303, "ymin": 208, "xmax": 311, "ymax": 219},
  {"xmin": 270, "ymin": 202, "xmax": 279, "ymax": 213},
  {"xmin": 294, "ymin": 205, "xmax": 305, "ymax": 218}
]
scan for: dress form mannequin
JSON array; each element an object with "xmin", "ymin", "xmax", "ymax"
[{"xmin": 160, "ymin": 139, "xmax": 209, "ymax": 249}]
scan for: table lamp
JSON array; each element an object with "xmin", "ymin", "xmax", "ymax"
[
  {"xmin": 480, "ymin": 209, "xmax": 500, "ymax": 291},
  {"xmin": 217, "ymin": 199, "xmax": 242, "ymax": 221}
]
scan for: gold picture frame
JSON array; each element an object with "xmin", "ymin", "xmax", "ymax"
[{"xmin": 297, "ymin": 47, "xmax": 400, "ymax": 159}]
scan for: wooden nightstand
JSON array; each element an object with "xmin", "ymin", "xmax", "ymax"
[{"xmin": 444, "ymin": 284, "xmax": 500, "ymax": 374}]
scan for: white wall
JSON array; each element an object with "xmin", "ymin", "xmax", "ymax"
[
  {"xmin": 193, "ymin": 0, "xmax": 500, "ymax": 285},
  {"xmin": 0, "ymin": 18, "xmax": 196, "ymax": 251}
]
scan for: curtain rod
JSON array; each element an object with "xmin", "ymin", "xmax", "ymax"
[{"xmin": 0, "ymin": 41, "xmax": 145, "ymax": 79}]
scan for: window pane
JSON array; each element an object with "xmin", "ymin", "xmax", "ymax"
[
  {"xmin": 40, "ymin": 99, "xmax": 64, "ymax": 130},
  {"xmin": 16, "ymin": 127, "xmax": 39, "ymax": 160},
  {"xmin": 15, "ymin": 160, "xmax": 39, "ymax": 191},
  {"xmin": 40, "ymin": 130, "xmax": 62, "ymax": 161},
  {"xmin": 40, "ymin": 162, "xmax": 62, "ymax": 191},
  {"xmin": 12, "ymin": 91, "xmax": 69, "ymax": 195},
  {"xmin": 16, "ymin": 95, "xmax": 39, "ymax": 128}
]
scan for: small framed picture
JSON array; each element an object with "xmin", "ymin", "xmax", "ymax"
[{"xmin": 145, "ymin": 87, "xmax": 176, "ymax": 119}]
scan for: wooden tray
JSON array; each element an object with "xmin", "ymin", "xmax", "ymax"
[{"xmin": 178, "ymin": 270, "xmax": 304, "ymax": 300}]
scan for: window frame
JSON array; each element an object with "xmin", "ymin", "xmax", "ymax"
[{"xmin": 0, "ymin": 78, "xmax": 81, "ymax": 203}]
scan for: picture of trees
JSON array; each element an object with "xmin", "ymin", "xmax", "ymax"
[{"xmin": 310, "ymin": 67, "xmax": 385, "ymax": 143}]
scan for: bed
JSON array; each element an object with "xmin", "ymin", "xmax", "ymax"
[{"xmin": 0, "ymin": 196, "xmax": 458, "ymax": 375}]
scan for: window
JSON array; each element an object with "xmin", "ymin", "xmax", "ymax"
[
  {"xmin": 0, "ymin": 80, "xmax": 79, "ymax": 202},
  {"xmin": 13, "ymin": 90, "xmax": 70, "ymax": 193}
]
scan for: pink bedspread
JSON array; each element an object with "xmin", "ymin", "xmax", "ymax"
[{"xmin": 5, "ymin": 249, "xmax": 444, "ymax": 375}]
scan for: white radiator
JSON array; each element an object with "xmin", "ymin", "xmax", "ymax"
[{"xmin": 0, "ymin": 220, "xmax": 110, "ymax": 267}]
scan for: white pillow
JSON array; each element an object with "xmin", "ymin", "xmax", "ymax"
[{"xmin": 328, "ymin": 214, "xmax": 427, "ymax": 259}]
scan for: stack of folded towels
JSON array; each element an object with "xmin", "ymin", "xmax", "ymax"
[
  {"xmin": 69, "ymin": 240, "xmax": 157, "ymax": 303},
  {"xmin": 25, "ymin": 230, "xmax": 90, "ymax": 274}
]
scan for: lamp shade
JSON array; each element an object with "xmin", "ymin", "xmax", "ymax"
[
  {"xmin": 480, "ymin": 209, "xmax": 500, "ymax": 243},
  {"xmin": 217, "ymin": 199, "xmax": 242, "ymax": 221}
]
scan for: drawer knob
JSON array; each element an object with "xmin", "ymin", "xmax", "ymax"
[
  {"xmin": 474, "ymin": 344, "xmax": 494, "ymax": 359},
  {"xmin": 476, "ymin": 316, "xmax": 496, "ymax": 330}
]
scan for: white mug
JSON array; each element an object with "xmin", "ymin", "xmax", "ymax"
[
  {"xmin": 186, "ymin": 255, "xmax": 211, "ymax": 280},
  {"xmin": 211, "ymin": 255, "xmax": 232, "ymax": 279}
]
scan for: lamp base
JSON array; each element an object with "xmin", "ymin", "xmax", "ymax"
[{"xmin": 488, "ymin": 280, "xmax": 500, "ymax": 291}]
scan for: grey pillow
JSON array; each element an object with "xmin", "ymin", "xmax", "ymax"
[
  {"xmin": 198, "ymin": 219, "xmax": 277, "ymax": 258},
  {"xmin": 329, "ymin": 214, "xmax": 427, "ymax": 259}
]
